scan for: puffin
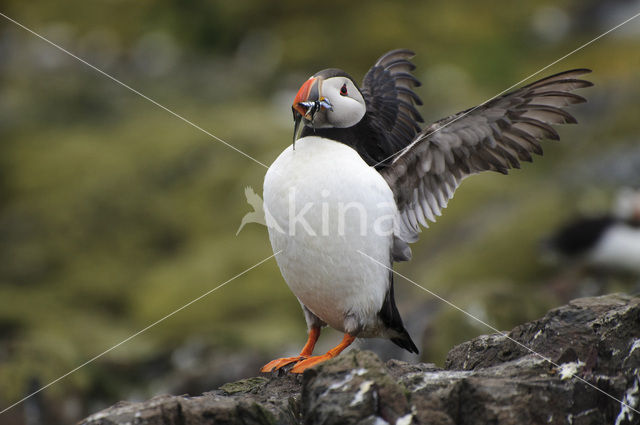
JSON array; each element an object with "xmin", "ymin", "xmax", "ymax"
[
  {"xmin": 544, "ymin": 188, "xmax": 640, "ymax": 274},
  {"xmin": 262, "ymin": 49, "xmax": 591, "ymax": 373}
]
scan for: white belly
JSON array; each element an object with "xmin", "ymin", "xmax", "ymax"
[
  {"xmin": 263, "ymin": 136, "xmax": 397, "ymax": 335},
  {"xmin": 588, "ymin": 225, "xmax": 640, "ymax": 274}
]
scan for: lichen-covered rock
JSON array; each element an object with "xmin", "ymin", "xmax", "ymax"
[
  {"xmin": 445, "ymin": 293, "xmax": 640, "ymax": 373},
  {"xmin": 301, "ymin": 350, "xmax": 410, "ymax": 425},
  {"xmin": 81, "ymin": 294, "xmax": 640, "ymax": 425},
  {"xmin": 81, "ymin": 374, "xmax": 302, "ymax": 425},
  {"xmin": 444, "ymin": 293, "xmax": 640, "ymax": 424}
]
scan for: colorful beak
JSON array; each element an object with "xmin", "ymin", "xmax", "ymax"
[
  {"xmin": 293, "ymin": 77, "xmax": 319, "ymax": 118},
  {"xmin": 291, "ymin": 76, "xmax": 333, "ymax": 146}
]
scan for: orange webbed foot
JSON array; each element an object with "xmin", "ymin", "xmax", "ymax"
[
  {"xmin": 260, "ymin": 356, "xmax": 307, "ymax": 373},
  {"xmin": 261, "ymin": 326, "xmax": 321, "ymax": 373},
  {"xmin": 289, "ymin": 354, "xmax": 333, "ymax": 373},
  {"xmin": 290, "ymin": 333, "xmax": 356, "ymax": 373}
]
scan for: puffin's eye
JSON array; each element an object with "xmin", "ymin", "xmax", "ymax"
[{"xmin": 340, "ymin": 83, "xmax": 348, "ymax": 96}]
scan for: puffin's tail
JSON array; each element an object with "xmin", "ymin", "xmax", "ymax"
[
  {"xmin": 391, "ymin": 330, "xmax": 419, "ymax": 354},
  {"xmin": 379, "ymin": 272, "xmax": 419, "ymax": 354}
]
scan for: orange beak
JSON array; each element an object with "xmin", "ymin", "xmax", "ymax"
[
  {"xmin": 291, "ymin": 76, "xmax": 332, "ymax": 146},
  {"xmin": 293, "ymin": 77, "xmax": 319, "ymax": 118},
  {"xmin": 292, "ymin": 77, "xmax": 318, "ymax": 147}
]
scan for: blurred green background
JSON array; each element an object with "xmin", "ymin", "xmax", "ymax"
[{"xmin": 1, "ymin": 0, "xmax": 639, "ymax": 423}]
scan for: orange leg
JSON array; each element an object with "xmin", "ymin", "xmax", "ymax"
[
  {"xmin": 290, "ymin": 333, "xmax": 356, "ymax": 373},
  {"xmin": 261, "ymin": 326, "xmax": 320, "ymax": 372}
]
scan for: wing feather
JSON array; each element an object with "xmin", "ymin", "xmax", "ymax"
[
  {"xmin": 360, "ymin": 49, "xmax": 424, "ymax": 167},
  {"xmin": 381, "ymin": 69, "xmax": 592, "ymax": 242}
]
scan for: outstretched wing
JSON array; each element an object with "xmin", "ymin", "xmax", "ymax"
[
  {"xmin": 360, "ymin": 49, "xmax": 424, "ymax": 168},
  {"xmin": 381, "ymin": 69, "xmax": 592, "ymax": 242}
]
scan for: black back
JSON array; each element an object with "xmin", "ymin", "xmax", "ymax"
[{"xmin": 548, "ymin": 215, "xmax": 618, "ymax": 256}]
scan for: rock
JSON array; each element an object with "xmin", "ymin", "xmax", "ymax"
[
  {"xmin": 301, "ymin": 351, "xmax": 411, "ymax": 425},
  {"xmin": 81, "ymin": 294, "xmax": 640, "ymax": 425},
  {"xmin": 81, "ymin": 374, "xmax": 302, "ymax": 425}
]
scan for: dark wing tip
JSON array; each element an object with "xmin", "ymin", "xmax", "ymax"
[
  {"xmin": 580, "ymin": 79, "xmax": 594, "ymax": 88},
  {"xmin": 385, "ymin": 48, "xmax": 416, "ymax": 57},
  {"xmin": 375, "ymin": 48, "xmax": 416, "ymax": 66},
  {"xmin": 572, "ymin": 68, "xmax": 592, "ymax": 74},
  {"xmin": 557, "ymin": 68, "xmax": 592, "ymax": 75},
  {"xmin": 538, "ymin": 68, "xmax": 593, "ymax": 79},
  {"xmin": 524, "ymin": 69, "xmax": 594, "ymax": 91}
]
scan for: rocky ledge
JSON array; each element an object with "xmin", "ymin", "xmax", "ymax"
[{"xmin": 81, "ymin": 294, "xmax": 640, "ymax": 425}]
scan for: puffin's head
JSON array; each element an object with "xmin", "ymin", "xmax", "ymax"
[{"xmin": 291, "ymin": 68, "xmax": 366, "ymax": 143}]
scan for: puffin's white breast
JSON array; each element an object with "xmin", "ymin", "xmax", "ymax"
[
  {"xmin": 263, "ymin": 136, "xmax": 397, "ymax": 334},
  {"xmin": 588, "ymin": 224, "xmax": 640, "ymax": 274}
]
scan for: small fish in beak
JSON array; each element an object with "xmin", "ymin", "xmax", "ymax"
[{"xmin": 291, "ymin": 76, "xmax": 333, "ymax": 148}]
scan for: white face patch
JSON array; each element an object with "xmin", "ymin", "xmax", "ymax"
[{"xmin": 313, "ymin": 76, "xmax": 366, "ymax": 129}]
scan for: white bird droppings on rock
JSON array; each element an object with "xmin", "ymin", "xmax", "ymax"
[
  {"xmin": 396, "ymin": 413, "xmax": 413, "ymax": 425},
  {"xmin": 615, "ymin": 370, "xmax": 639, "ymax": 425},
  {"xmin": 350, "ymin": 380, "xmax": 373, "ymax": 406},
  {"xmin": 321, "ymin": 368, "xmax": 368, "ymax": 397},
  {"xmin": 558, "ymin": 361, "xmax": 585, "ymax": 380}
]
